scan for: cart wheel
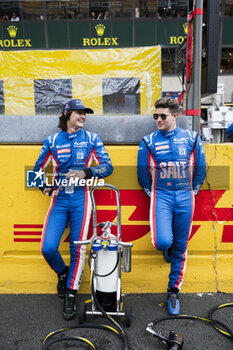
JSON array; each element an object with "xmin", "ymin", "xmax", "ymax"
[
  {"xmin": 125, "ymin": 304, "xmax": 132, "ymax": 327},
  {"xmin": 78, "ymin": 302, "xmax": 86, "ymax": 324}
]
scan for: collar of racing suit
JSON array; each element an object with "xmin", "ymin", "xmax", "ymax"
[
  {"xmin": 62, "ymin": 129, "xmax": 82, "ymax": 140},
  {"xmin": 158, "ymin": 126, "xmax": 180, "ymax": 138}
]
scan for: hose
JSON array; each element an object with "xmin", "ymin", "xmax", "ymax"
[
  {"xmin": 91, "ymin": 268, "xmax": 129, "ymax": 350},
  {"xmin": 208, "ymin": 302, "xmax": 233, "ymax": 339},
  {"xmin": 151, "ymin": 314, "xmax": 233, "ymax": 338},
  {"xmin": 43, "ymin": 334, "xmax": 98, "ymax": 349},
  {"xmin": 42, "ymin": 324, "xmax": 124, "ymax": 350},
  {"xmin": 148, "ymin": 304, "xmax": 233, "ymax": 347},
  {"xmin": 42, "ymin": 254, "xmax": 129, "ymax": 350}
]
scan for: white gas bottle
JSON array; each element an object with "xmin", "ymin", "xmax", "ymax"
[{"xmin": 95, "ymin": 243, "xmax": 119, "ymax": 293}]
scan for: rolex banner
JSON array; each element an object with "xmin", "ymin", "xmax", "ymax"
[
  {"xmin": 0, "ymin": 46, "xmax": 161, "ymax": 116},
  {"xmin": 0, "ymin": 24, "xmax": 32, "ymax": 49}
]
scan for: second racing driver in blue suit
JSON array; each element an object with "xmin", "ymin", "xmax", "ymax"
[{"xmin": 137, "ymin": 97, "xmax": 206, "ymax": 315}]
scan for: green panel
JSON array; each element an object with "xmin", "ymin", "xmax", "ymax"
[
  {"xmin": 112, "ymin": 21, "xmax": 132, "ymax": 47},
  {"xmin": 47, "ymin": 22, "xmax": 68, "ymax": 49},
  {"xmin": 135, "ymin": 20, "xmax": 155, "ymax": 47},
  {"xmin": 1, "ymin": 23, "xmax": 25, "ymax": 50},
  {"xmin": 222, "ymin": 18, "xmax": 233, "ymax": 46},
  {"xmin": 177, "ymin": 19, "xmax": 187, "ymax": 38},
  {"xmin": 24, "ymin": 23, "xmax": 46, "ymax": 49},
  {"xmin": 157, "ymin": 19, "xmax": 186, "ymax": 46},
  {"xmin": 69, "ymin": 22, "xmax": 89, "ymax": 48}
]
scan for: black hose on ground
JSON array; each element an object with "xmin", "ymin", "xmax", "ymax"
[
  {"xmin": 207, "ymin": 302, "xmax": 233, "ymax": 339},
  {"xmin": 42, "ymin": 254, "xmax": 129, "ymax": 350},
  {"xmin": 147, "ymin": 304, "xmax": 233, "ymax": 347}
]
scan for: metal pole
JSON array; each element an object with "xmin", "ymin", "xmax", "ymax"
[
  {"xmin": 132, "ymin": 0, "xmax": 136, "ymax": 47},
  {"xmin": 192, "ymin": 0, "xmax": 203, "ymax": 132},
  {"xmin": 42, "ymin": 0, "xmax": 49, "ymax": 50}
]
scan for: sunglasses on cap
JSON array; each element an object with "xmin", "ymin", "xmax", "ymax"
[{"xmin": 153, "ymin": 113, "xmax": 171, "ymax": 120}]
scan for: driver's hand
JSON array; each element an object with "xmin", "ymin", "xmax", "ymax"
[{"xmin": 43, "ymin": 185, "xmax": 63, "ymax": 197}]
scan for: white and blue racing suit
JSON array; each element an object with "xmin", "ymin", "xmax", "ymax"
[
  {"xmin": 34, "ymin": 129, "xmax": 113, "ymax": 290},
  {"xmin": 137, "ymin": 127, "xmax": 206, "ymax": 290}
]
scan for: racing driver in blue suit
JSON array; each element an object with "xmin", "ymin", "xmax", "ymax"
[
  {"xmin": 137, "ymin": 97, "xmax": 206, "ymax": 315},
  {"xmin": 34, "ymin": 99, "xmax": 113, "ymax": 320}
]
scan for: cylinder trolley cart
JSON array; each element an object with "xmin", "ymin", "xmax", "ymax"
[{"xmin": 74, "ymin": 184, "xmax": 133, "ymax": 327}]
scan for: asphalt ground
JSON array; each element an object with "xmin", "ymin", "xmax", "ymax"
[{"xmin": 1, "ymin": 293, "xmax": 233, "ymax": 350}]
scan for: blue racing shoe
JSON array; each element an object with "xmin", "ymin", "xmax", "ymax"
[
  {"xmin": 167, "ymin": 290, "xmax": 180, "ymax": 315},
  {"xmin": 163, "ymin": 247, "xmax": 172, "ymax": 263}
]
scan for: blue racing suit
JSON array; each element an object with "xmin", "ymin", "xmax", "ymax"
[
  {"xmin": 34, "ymin": 129, "xmax": 113, "ymax": 290},
  {"xmin": 137, "ymin": 127, "xmax": 206, "ymax": 290},
  {"xmin": 226, "ymin": 123, "xmax": 233, "ymax": 140}
]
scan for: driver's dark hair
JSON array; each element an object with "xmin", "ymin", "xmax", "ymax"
[
  {"xmin": 154, "ymin": 97, "xmax": 180, "ymax": 114},
  {"xmin": 58, "ymin": 110, "xmax": 72, "ymax": 131}
]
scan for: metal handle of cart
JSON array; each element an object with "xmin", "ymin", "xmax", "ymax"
[
  {"xmin": 74, "ymin": 184, "xmax": 132, "ymax": 272},
  {"xmin": 90, "ymin": 183, "xmax": 121, "ymax": 240}
]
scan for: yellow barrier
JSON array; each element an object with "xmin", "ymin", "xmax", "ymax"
[
  {"xmin": 0, "ymin": 144, "xmax": 233, "ymax": 294},
  {"xmin": 1, "ymin": 47, "xmax": 161, "ymax": 116}
]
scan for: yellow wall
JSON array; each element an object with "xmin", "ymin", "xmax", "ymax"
[{"xmin": 0, "ymin": 144, "xmax": 233, "ymax": 294}]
